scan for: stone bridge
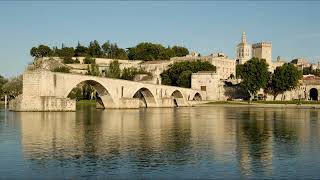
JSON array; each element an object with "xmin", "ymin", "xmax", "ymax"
[{"xmin": 9, "ymin": 70, "xmax": 206, "ymax": 111}]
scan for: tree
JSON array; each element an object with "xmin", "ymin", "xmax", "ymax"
[
  {"xmin": 37, "ymin": 45, "xmax": 52, "ymax": 57},
  {"xmin": 102, "ymin": 41, "xmax": 111, "ymax": 58},
  {"xmin": 88, "ymin": 40, "xmax": 103, "ymax": 57},
  {"xmin": 86, "ymin": 64, "xmax": 100, "ymax": 76},
  {"xmin": 83, "ymin": 57, "xmax": 96, "ymax": 64},
  {"xmin": 160, "ymin": 60, "xmax": 216, "ymax": 88},
  {"xmin": 2, "ymin": 75, "xmax": 23, "ymax": 98},
  {"xmin": 172, "ymin": 46, "xmax": 189, "ymax": 57},
  {"xmin": 30, "ymin": 47, "xmax": 40, "ymax": 57},
  {"xmin": 58, "ymin": 47, "xmax": 76, "ymax": 63},
  {"xmin": 177, "ymin": 70, "xmax": 193, "ymax": 88},
  {"xmin": 240, "ymin": 58, "xmax": 270, "ymax": 98},
  {"xmin": 120, "ymin": 67, "xmax": 151, "ymax": 80},
  {"xmin": 0, "ymin": 75, "xmax": 8, "ymax": 98},
  {"xmin": 30, "ymin": 45, "xmax": 52, "ymax": 58},
  {"xmin": 268, "ymin": 63, "xmax": 302, "ymax": 100},
  {"xmin": 105, "ymin": 60, "xmax": 121, "ymax": 78},
  {"xmin": 128, "ymin": 42, "xmax": 169, "ymax": 61},
  {"xmin": 236, "ymin": 64, "xmax": 244, "ymax": 78},
  {"xmin": 75, "ymin": 42, "xmax": 88, "ymax": 57}
]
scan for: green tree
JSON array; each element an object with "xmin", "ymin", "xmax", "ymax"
[
  {"xmin": 75, "ymin": 42, "xmax": 88, "ymax": 57},
  {"xmin": 105, "ymin": 60, "xmax": 121, "ymax": 78},
  {"xmin": 102, "ymin": 41, "xmax": 111, "ymax": 58},
  {"xmin": 236, "ymin": 64, "xmax": 245, "ymax": 78},
  {"xmin": 88, "ymin": 40, "xmax": 103, "ymax": 57},
  {"xmin": 58, "ymin": 47, "xmax": 76, "ymax": 63},
  {"xmin": 160, "ymin": 60, "xmax": 216, "ymax": 88},
  {"xmin": 83, "ymin": 56, "xmax": 96, "ymax": 64},
  {"xmin": 0, "ymin": 75, "xmax": 8, "ymax": 98},
  {"xmin": 30, "ymin": 45, "xmax": 52, "ymax": 58},
  {"xmin": 172, "ymin": 46, "xmax": 189, "ymax": 57},
  {"xmin": 268, "ymin": 63, "xmax": 302, "ymax": 100},
  {"xmin": 86, "ymin": 64, "xmax": 100, "ymax": 76},
  {"xmin": 240, "ymin": 58, "xmax": 270, "ymax": 98},
  {"xmin": 38, "ymin": 45, "xmax": 52, "ymax": 57},
  {"xmin": 120, "ymin": 67, "xmax": 151, "ymax": 80},
  {"xmin": 177, "ymin": 70, "xmax": 193, "ymax": 88},
  {"xmin": 128, "ymin": 42, "xmax": 168, "ymax": 61},
  {"xmin": 2, "ymin": 75, "xmax": 23, "ymax": 98}
]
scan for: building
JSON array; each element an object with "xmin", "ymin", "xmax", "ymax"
[
  {"xmin": 191, "ymin": 71, "xmax": 225, "ymax": 100},
  {"xmin": 236, "ymin": 32, "xmax": 252, "ymax": 64},
  {"xmin": 252, "ymin": 42, "xmax": 272, "ymax": 65}
]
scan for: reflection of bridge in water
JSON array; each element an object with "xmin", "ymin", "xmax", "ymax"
[
  {"xmin": 9, "ymin": 70, "xmax": 206, "ymax": 111},
  {"xmin": 13, "ymin": 107, "xmax": 320, "ymax": 178}
]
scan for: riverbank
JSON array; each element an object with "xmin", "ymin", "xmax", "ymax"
[
  {"xmin": 76, "ymin": 100, "xmax": 96, "ymax": 106},
  {"xmin": 194, "ymin": 100, "xmax": 320, "ymax": 109}
]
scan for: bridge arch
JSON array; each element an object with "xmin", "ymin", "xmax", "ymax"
[
  {"xmin": 65, "ymin": 80, "xmax": 115, "ymax": 108},
  {"xmin": 192, "ymin": 92, "xmax": 202, "ymax": 101},
  {"xmin": 171, "ymin": 90, "xmax": 185, "ymax": 107},
  {"xmin": 132, "ymin": 87, "xmax": 157, "ymax": 108},
  {"xmin": 310, "ymin": 88, "xmax": 318, "ymax": 101}
]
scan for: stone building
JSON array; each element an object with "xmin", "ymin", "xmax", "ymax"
[{"xmin": 191, "ymin": 72, "xmax": 225, "ymax": 100}]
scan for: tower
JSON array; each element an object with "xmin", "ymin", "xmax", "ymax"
[
  {"xmin": 236, "ymin": 32, "xmax": 252, "ymax": 64},
  {"xmin": 252, "ymin": 42, "xmax": 272, "ymax": 65}
]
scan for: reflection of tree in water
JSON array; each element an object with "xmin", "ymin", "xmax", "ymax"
[
  {"xmin": 271, "ymin": 110, "xmax": 299, "ymax": 158},
  {"xmin": 235, "ymin": 108, "xmax": 273, "ymax": 177},
  {"xmin": 131, "ymin": 108, "xmax": 194, "ymax": 171}
]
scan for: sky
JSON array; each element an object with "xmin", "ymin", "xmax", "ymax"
[{"xmin": 0, "ymin": 1, "xmax": 320, "ymax": 77}]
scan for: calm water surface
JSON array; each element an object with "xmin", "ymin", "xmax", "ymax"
[{"xmin": 0, "ymin": 105, "xmax": 320, "ymax": 179}]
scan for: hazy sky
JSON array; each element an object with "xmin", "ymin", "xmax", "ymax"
[{"xmin": 1, "ymin": 1, "xmax": 320, "ymax": 77}]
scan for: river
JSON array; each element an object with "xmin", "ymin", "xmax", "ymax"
[{"xmin": 0, "ymin": 105, "xmax": 320, "ymax": 179}]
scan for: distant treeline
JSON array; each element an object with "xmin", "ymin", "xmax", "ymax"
[{"xmin": 30, "ymin": 41, "xmax": 189, "ymax": 62}]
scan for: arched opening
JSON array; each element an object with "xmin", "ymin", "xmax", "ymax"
[
  {"xmin": 193, "ymin": 93, "xmax": 202, "ymax": 101},
  {"xmin": 310, "ymin": 88, "xmax": 318, "ymax": 101},
  {"xmin": 171, "ymin": 90, "xmax": 184, "ymax": 107},
  {"xmin": 133, "ymin": 88, "xmax": 156, "ymax": 108},
  {"xmin": 66, "ymin": 80, "xmax": 114, "ymax": 109}
]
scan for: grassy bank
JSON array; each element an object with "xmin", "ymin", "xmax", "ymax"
[
  {"xmin": 253, "ymin": 100, "xmax": 320, "ymax": 105},
  {"xmin": 206, "ymin": 100, "xmax": 320, "ymax": 105},
  {"xmin": 76, "ymin": 100, "xmax": 96, "ymax": 106}
]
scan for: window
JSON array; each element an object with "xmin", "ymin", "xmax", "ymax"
[{"xmin": 201, "ymin": 86, "xmax": 206, "ymax": 91}]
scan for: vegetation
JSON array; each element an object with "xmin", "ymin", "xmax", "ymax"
[
  {"xmin": 68, "ymin": 84, "xmax": 95, "ymax": 101},
  {"xmin": 127, "ymin": 43, "xmax": 189, "ymax": 61},
  {"xmin": 236, "ymin": 64, "xmax": 244, "ymax": 78},
  {"xmin": 0, "ymin": 75, "xmax": 8, "ymax": 99},
  {"xmin": 30, "ymin": 45, "xmax": 52, "ymax": 58},
  {"xmin": 30, "ymin": 41, "xmax": 189, "ymax": 61},
  {"xmin": 207, "ymin": 100, "xmax": 320, "ymax": 105},
  {"xmin": 120, "ymin": 67, "xmax": 151, "ymax": 81},
  {"xmin": 160, "ymin": 60, "xmax": 216, "ymax": 88},
  {"xmin": 53, "ymin": 66, "xmax": 70, "ymax": 73},
  {"xmin": 2, "ymin": 75, "xmax": 23, "ymax": 98},
  {"xmin": 267, "ymin": 63, "xmax": 302, "ymax": 100},
  {"xmin": 105, "ymin": 60, "xmax": 121, "ymax": 78},
  {"xmin": 83, "ymin": 56, "xmax": 96, "ymax": 64},
  {"xmin": 86, "ymin": 64, "xmax": 100, "ymax": 76},
  {"xmin": 303, "ymin": 66, "xmax": 320, "ymax": 76},
  {"xmin": 239, "ymin": 58, "xmax": 270, "ymax": 98}
]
